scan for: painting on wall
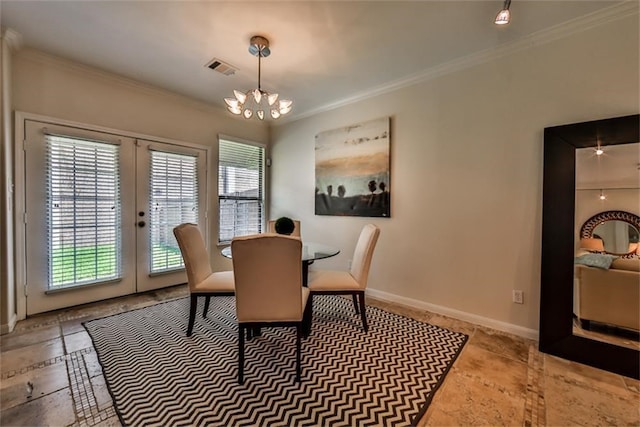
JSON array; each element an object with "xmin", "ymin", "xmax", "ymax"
[{"xmin": 315, "ymin": 117, "xmax": 390, "ymax": 217}]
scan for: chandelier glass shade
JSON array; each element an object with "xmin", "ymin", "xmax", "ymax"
[
  {"xmin": 224, "ymin": 36, "xmax": 292, "ymax": 120},
  {"xmin": 494, "ymin": 0, "xmax": 511, "ymax": 25}
]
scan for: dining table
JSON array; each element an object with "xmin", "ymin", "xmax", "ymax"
[{"xmin": 221, "ymin": 241, "xmax": 340, "ymax": 285}]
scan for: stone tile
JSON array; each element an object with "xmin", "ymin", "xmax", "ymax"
[
  {"xmin": 467, "ymin": 328, "xmax": 530, "ymax": 363},
  {"xmin": 63, "ymin": 330, "xmax": 93, "ymax": 353},
  {"xmin": 83, "ymin": 351, "xmax": 104, "ymax": 378},
  {"xmin": 90, "ymin": 374, "xmax": 114, "ymax": 411},
  {"xmin": 0, "ymin": 361, "xmax": 69, "ymax": 411},
  {"xmin": 544, "ymin": 354, "xmax": 629, "ymax": 396},
  {"xmin": 0, "ymin": 388, "xmax": 75, "ymax": 427},
  {"xmin": 93, "ymin": 415, "xmax": 123, "ymax": 426},
  {"xmin": 545, "ymin": 374, "xmax": 640, "ymax": 426},
  {"xmin": 424, "ymin": 314, "xmax": 476, "ymax": 336},
  {"xmin": 0, "ymin": 338, "xmax": 64, "ymax": 373},
  {"xmin": 452, "ymin": 344, "xmax": 528, "ymax": 396},
  {"xmin": 60, "ymin": 317, "xmax": 94, "ymax": 335},
  {"xmin": 622, "ymin": 376, "xmax": 640, "ymax": 394},
  {"xmin": 422, "ymin": 371, "xmax": 525, "ymax": 426},
  {"xmin": 0, "ymin": 324, "xmax": 61, "ymax": 352},
  {"xmin": 10, "ymin": 314, "xmax": 58, "ymax": 334}
]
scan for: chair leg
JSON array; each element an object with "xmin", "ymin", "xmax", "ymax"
[
  {"xmin": 187, "ymin": 295, "xmax": 198, "ymax": 337},
  {"xmin": 303, "ymin": 295, "xmax": 313, "ymax": 338},
  {"xmin": 358, "ymin": 292, "xmax": 368, "ymax": 332},
  {"xmin": 352, "ymin": 294, "xmax": 360, "ymax": 314},
  {"xmin": 203, "ymin": 296, "xmax": 211, "ymax": 318},
  {"xmin": 238, "ymin": 325, "xmax": 245, "ymax": 385},
  {"xmin": 295, "ymin": 325, "xmax": 302, "ymax": 383}
]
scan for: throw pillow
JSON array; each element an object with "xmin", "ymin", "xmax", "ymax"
[{"xmin": 574, "ymin": 253, "xmax": 618, "ymax": 270}]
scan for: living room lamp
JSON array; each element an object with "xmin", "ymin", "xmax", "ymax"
[
  {"xmin": 224, "ymin": 35, "xmax": 292, "ymax": 120},
  {"xmin": 494, "ymin": 0, "xmax": 511, "ymax": 25}
]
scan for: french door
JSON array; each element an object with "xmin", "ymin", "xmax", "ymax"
[{"xmin": 23, "ymin": 120, "xmax": 207, "ymax": 315}]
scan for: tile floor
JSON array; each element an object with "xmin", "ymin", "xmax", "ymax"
[{"xmin": 1, "ymin": 285, "xmax": 638, "ymax": 426}]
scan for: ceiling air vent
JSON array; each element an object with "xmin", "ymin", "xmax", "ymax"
[{"xmin": 205, "ymin": 58, "xmax": 237, "ymax": 76}]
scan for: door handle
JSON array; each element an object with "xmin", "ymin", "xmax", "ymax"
[{"xmin": 137, "ymin": 221, "xmax": 146, "ymax": 228}]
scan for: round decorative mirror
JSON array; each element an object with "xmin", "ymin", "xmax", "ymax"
[{"xmin": 580, "ymin": 210, "xmax": 640, "ymax": 256}]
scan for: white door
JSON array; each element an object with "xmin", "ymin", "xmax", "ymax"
[
  {"xmin": 135, "ymin": 139, "xmax": 207, "ymax": 292},
  {"xmin": 23, "ymin": 120, "xmax": 207, "ymax": 314}
]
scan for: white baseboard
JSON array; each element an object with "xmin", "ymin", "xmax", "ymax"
[
  {"xmin": 366, "ymin": 288, "xmax": 539, "ymax": 341},
  {"xmin": 0, "ymin": 312, "xmax": 17, "ymax": 335}
]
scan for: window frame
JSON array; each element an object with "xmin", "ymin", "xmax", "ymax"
[{"xmin": 217, "ymin": 135, "xmax": 266, "ymax": 245}]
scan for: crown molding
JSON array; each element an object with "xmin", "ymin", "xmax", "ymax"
[
  {"xmin": 283, "ymin": 1, "xmax": 639, "ymax": 124},
  {"xmin": 1, "ymin": 28, "xmax": 23, "ymax": 51},
  {"xmin": 16, "ymin": 48, "xmax": 235, "ymax": 118}
]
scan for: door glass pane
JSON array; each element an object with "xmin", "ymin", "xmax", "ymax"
[
  {"xmin": 46, "ymin": 135, "xmax": 121, "ymax": 289},
  {"xmin": 149, "ymin": 151, "xmax": 198, "ymax": 273}
]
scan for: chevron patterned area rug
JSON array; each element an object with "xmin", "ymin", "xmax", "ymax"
[{"xmin": 84, "ymin": 295, "xmax": 467, "ymax": 426}]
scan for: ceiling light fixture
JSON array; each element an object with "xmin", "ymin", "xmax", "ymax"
[
  {"xmin": 494, "ymin": 0, "xmax": 511, "ymax": 25},
  {"xmin": 224, "ymin": 35, "xmax": 292, "ymax": 120},
  {"xmin": 595, "ymin": 148, "xmax": 604, "ymax": 156},
  {"xmin": 599, "ymin": 190, "xmax": 606, "ymax": 200}
]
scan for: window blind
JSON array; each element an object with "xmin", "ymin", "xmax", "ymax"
[
  {"xmin": 46, "ymin": 135, "xmax": 121, "ymax": 288},
  {"xmin": 149, "ymin": 150, "xmax": 199, "ymax": 273},
  {"xmin": 218, "ymin": 139, "xmax": 264, "ymax": 243}
]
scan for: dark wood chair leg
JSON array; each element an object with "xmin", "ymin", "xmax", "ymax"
[
  {"xmin": 238, "ymin": 325, "xmax": 245, "ymax": 385},
  {"xmin": 203, "ymin": 296, "xmax": 211, "ymax": 318},
  {"xmin": 358, "ymin": 292, "xmax": 368, "ymax": 332},
  {"xmin": 352, "ymin": 294, "xmax": 360, "ymax": 314},
  {"xmin": 303, "ymin": 296, "xmax": 313, "ymax": 338},
  {"xmin": 295, "ymin": 324, "xmax": 302, "ymax": 383},
  {"xmin": 187, "ymin": 295, "xmax": 198, "ymax": 337}
]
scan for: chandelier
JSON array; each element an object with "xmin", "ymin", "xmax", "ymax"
[{"xmin": 224, "ymin": 36, "xmax": 292, "ymax": 120}]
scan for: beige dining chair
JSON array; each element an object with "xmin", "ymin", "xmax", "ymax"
[
  {"xmin": 231, "ymin": 233, "xmax": 311, "ymax": 384},
  {"xmin": 173, "ymin": 223, "xmax": 235, "ymax": 337},
  {"xmin": 307, "ymin": 224, "xmax": 380, "ymax": 332},
  {"xmin": 267, "ymin": 219, "xmax": 301, "ymax": 237}
]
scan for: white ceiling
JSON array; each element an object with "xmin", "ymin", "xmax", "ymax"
[
  {"xmin": 577, "ymin": 143, "xmax": 640, "ymax": 189},
  {"xmin": 0, "ymin": 1, "xmax": 628, "ymax": 121}
]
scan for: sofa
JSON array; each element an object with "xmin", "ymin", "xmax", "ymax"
[{"xmin": 574, "ymin": 256, "xmax": 640, "ymax": 332}]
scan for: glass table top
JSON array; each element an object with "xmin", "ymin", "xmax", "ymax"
[{"xmin": 221, "ymin": 241, "xmax": 340, "ymax": 262}]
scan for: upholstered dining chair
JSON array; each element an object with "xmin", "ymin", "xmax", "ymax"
[
  {"xmin": 173, "ymin": 223, "xmax": 235, "ymax": 337},
  {"xmin": 231, "ymin": 234, "xmax": 311, "ymax": 384},
  {"xmin": 267, "ymin": 219, "xmax": 301, "ymax": 237},
  {"xmin": 307, "ymin": 224, "xmax": 380, "ymax": 332}
]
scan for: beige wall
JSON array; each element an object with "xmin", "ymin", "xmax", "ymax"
[
  {"xmin": 270, "ymin": 15, "xmax": 639, "ymax": 336},
  {"xmin": 8, "ymin": 49, "xmax": 268, "ymax": 320}
]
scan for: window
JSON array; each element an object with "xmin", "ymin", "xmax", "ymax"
[
  {"xmin": 218, "ymin": 139, "xmax": 264, "ymax": 243},
  {"xmin": 149, "ymin": 150, "xmax": 199, "ymax": 273},
  {"xmin": 46, "ymin": 134, "xmax": 121, "ymax": 288}
]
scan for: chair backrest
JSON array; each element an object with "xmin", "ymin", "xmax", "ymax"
[
  {"xmin": 173, "ymin": 223, "xmax": 212, "ymax": 290},
  {"xmin": 232, "ymin": 234, "xmax": 303, "ymax": 322},
  {"xmin": 349, "ymin": 224, "xmax": 381, "ymax": 288},
  {"xmin": 267, "ymin": 219, "xmax": 301, "ymax": 237}
]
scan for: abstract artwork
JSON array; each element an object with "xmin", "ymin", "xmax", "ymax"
[{"xmin": 315, "ymin": 117, "xmax": 390, "ymax": 217}]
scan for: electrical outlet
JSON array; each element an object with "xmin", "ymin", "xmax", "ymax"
[{"xmin": 512, "ymin": 290, "xmax": 524, "ymax": 304}]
